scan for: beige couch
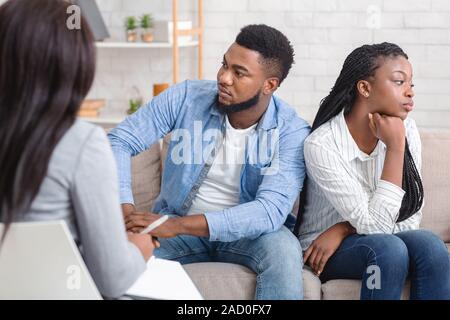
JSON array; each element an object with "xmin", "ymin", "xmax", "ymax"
[{"xmin": 129, "ymin": 129, "xmax": 450, "ymax": 300}]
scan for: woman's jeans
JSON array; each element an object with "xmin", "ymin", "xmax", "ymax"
[{"xmin": 320, "ymin": 229, "xmax": 450, "ymax": 300}]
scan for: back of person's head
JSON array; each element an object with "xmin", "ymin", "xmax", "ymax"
[
  {"xmin": 0, "ymin": 0, "xmax": 96, "ymax": 243},
  {"xmin": 235, "ymin": 24, "xmax": 294, "ymax": 85}
]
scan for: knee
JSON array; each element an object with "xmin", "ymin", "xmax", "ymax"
[
  {"xmin": 274, "ymin": 227, "xmax": 302, "ymax": 258},
  {"xmin": 364, "ymin": 234, "xmax": 409, "ymax": 270},
  {"xmin": 404, "ymin": 230, "xmax": 446, "ymax": 253},
  {"xmin": 403, "ymin": 230, "xmax": 449, "ymax": 268},
  {"xmin": 257, "ymin": 227, "xmax": 303, "ymax": 270}
]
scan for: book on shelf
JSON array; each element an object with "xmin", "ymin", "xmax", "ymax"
[
  {"xmin": 78, "ymin": 109, "xmax": 100, "ymax": 118},
  {"xmin": 78, "ymin": 99, "xmax": 105, "ymax": 118},
  {"xmin": 80, "ymin": 99, "xmax": 105, "ymax": 110}
]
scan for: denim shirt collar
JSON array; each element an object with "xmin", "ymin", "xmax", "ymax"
[{"xmin": 257, "ymin": 96, "xmax": 278, "ymax": 131}]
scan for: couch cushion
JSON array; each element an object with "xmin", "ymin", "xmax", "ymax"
[
  {"xmin": 183, "ymin": 263, "xmax": 256, "ymax": 300},
  {"xmin": 131, "ymin": 142, "xmax": 161, "ymax": 212},
  {"xmin": 419, "ymin": 129, "xmax": 450, "ymax": 243},
  {"xmin": 183, "ymin": 263, "xmax": 321, "ymax": 300},
  {"xmin": 321, "ymin": 279, "xmax": 410, "ymax": 300},
  {"xmin": 302, "ymin": 268, "xmax": 322, "ymax": 300}
]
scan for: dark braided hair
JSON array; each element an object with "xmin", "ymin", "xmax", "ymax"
[{"xmin": 293, "ymin": 42, "xmax": 424, "ymax": 236}]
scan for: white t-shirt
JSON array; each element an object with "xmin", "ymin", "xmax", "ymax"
[{"xmin": 187, "ymin": 116, "xmax": 258, "ymax": 215}]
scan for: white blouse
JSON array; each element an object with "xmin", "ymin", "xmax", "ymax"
[{"xmin": 298, "ymin": 110, "xmax": 423, "ymax": 250}]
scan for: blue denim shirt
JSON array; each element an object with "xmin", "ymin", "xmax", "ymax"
[{"xmin": 108, "ymin": 80, "xmax": 310, "ymax": 242}]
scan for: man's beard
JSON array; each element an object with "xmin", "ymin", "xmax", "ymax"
[{"xmin": 217, "ymin": 90, "xmax": 261, "ymax": 114}]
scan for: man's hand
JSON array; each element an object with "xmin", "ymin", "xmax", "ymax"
[
  {"xmin": 122, "ymin": 203, "xmax": 136, "ymax": 220},
  {"xmin": 122, "ymin": 202, "xmax": 210, "ymax": 239},
  {"xmin": 125, "ymin": 212, "xmax": 179, "ymax": 238},
  {"xmin": 303, "ymin": 222, "xmax": 355, "ymax": 276},
  {"xmin": 122, "ymin": 203, "xmax": 176, "ymax": 237}
]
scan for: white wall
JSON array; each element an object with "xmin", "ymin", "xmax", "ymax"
[{"xmin": 2, "ymin": 0, "xmax": 450, "ymax": 128}]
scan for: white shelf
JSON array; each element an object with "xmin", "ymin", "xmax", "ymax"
[
  {"xmin": 79, "ymin": 116, "xmax": 126, "ymax": 125},
  {"xmin": 95, "ymin": 41, "xmax": 199, "ymax": 49}
]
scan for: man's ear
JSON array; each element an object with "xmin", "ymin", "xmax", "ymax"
[
  {"xmin": 263, "ymin": 77, "xmax": 280, "ymax": 95},
  {"xmin": 357, "ymin": 80, "xmax": 371, "ymax": 98}
]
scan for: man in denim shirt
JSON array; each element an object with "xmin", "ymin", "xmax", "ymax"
[{"xmin": 108, "ymin": 25, "xmax": 310, "ymax": 299}]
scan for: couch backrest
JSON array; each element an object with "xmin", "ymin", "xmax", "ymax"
[
  {"xmin": 131, "ymin": 130, "xmax": 450, "ymax": 242},
  {"xmin": 419, "ymin": 129, "xmax": 450, "ymax": 242},
  {"xmin": 131, "ymin": 142, "xmax": 161, "ymax": 212}
]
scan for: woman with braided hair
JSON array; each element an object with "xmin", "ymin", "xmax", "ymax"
[{"xmin": 295, "ymin": 42, "xmax": 450, "ymax": 300}]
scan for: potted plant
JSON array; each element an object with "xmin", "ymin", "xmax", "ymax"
[
  {"xmin": 125, "ymin": 16, "xmax": 138, "ymax": 42},
  {"xmin": 140, "ymin": 14, "xmax": 154, "ymax": 42},
  {"xmin": 127, "ymin": 98, "xmax": 143, "ymax": 115},
  {"xmin": 127, "ymin": 86, "xmax": 143, "ymax": 115}
]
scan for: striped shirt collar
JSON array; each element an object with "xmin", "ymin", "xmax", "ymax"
[{"xmin": 331, "ymin": 109, "xmax": 385, "ymax": 162}]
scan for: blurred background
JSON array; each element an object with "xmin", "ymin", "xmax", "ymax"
[{"xmin": 4, "ymin": 0, "xmax": 450, "ymax": 128}]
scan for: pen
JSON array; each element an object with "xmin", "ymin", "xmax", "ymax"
[{"xmin": 139, "ymin": 215, "xmax": 169, "ymax": 234}]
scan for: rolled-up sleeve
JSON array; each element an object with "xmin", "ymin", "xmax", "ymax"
[{"xmin": 107, "ymin": 81, "xmax": 187, "ymax": 204}]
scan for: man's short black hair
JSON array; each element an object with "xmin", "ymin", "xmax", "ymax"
[{"xmin": 235, "ymin": 24, "xmax": 294, "ymax": 85}]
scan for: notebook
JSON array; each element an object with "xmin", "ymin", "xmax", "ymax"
[{"xmin": 125, "ymin": 257, "xmax": 204, "ymax": 300}]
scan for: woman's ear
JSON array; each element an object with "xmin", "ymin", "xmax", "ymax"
[
  {"xmin": 263, "ymin": 77, "xmax": 280, "ymax": 95},
  {"xmin": 356, "ymin": 80, "xmax": 371, "ymax": 98}
]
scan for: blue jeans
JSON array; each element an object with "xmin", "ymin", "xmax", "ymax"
[
  {"xmin": 320, "ymin": 229, "xmax": 450, "ymax": 300},
  {"xmin": 153, "ymin": 226, "xmax": 303, "ymax": 300}
]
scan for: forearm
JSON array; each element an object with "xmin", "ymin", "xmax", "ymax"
[
  {"xmin": 381, "ymin": 141, "xmax": 405, "ymax": 188},
  {"xmin": 204, "ymin": 198, "xmax": 285, "ymax": 242},
  {"xmin": 329, "ymin": 221, "xmax": 356, "ymax": 238},
  {"xmin": 122, "ymin": 203, "xmax": 136, "ymax": 218},
  {"xmin": 366, "ymin": 142, "xmax": 407, "ymax": 232},
  {"xmin": 170, "ymin": 214, "xmax": 210, "ymax": 237}
]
